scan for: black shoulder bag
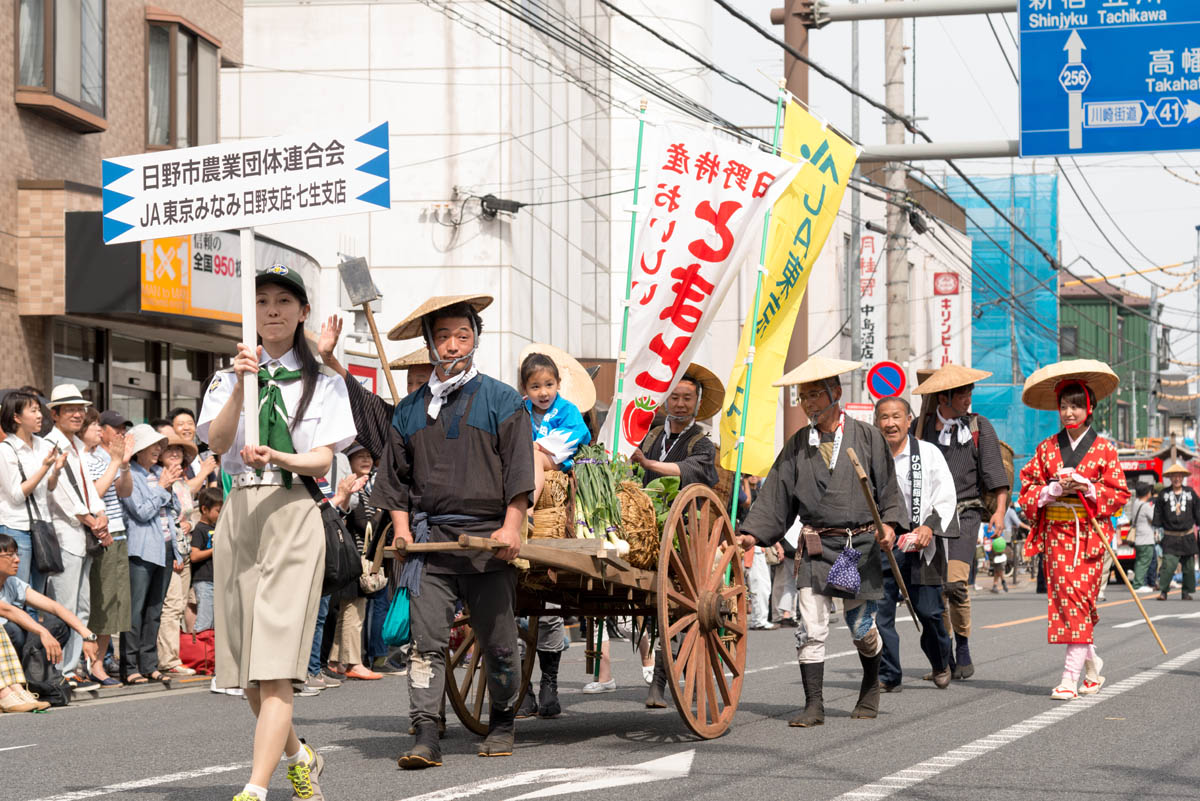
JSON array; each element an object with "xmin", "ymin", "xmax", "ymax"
[
  {"xmin": 5, "ymin": 440, "xmax": 64, "ymax": 575},
  {"xmin": 300, "ymin": 474, "xmax": 362, "ymax": 596},
  {"xmin": 60, "ymin": 460, "xmax": 106, "ymax": 557}
]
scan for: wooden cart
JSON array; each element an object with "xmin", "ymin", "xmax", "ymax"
[{"xmin": 399, "ymin": 484, "xmax": 749, "ymax": 740}]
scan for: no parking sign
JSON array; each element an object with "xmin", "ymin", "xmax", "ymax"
[{"xmin": 866, "ymin": 361, "xmax": 906, "ymax": 400}]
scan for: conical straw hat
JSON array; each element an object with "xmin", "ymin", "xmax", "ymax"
[
  {"xmin": 519, "ymin": 343, "xmax": 597, "ymax": 413},
  {"xmin": 681, "ymin": 363, "xmax": 725, "ymax": 421},
  {"xmin": 387, "ymin": 294, "xmax": 493, "ymax": 341},
  {"xmin": 1163, "ymin": 461, "xmax": 1190, "ymax": 477},
  {"xmin": 773, "ymin": 356, "xmax": 861, "ymax": 388},
  {"xmin": 1021, "ymin": 359, "xmax": 1119, "ymax": 411},
  {"xmin": 912, "ymin": 363, "xmax": 992, "ymax": 396},
  {"xmin": 389, "ymin": 347, "xmax": 433, "ymax": 371}
]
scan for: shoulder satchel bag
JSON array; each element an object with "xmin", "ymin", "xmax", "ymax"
[
  {"xmin": 300, "ymin": 474, "xmax": 363, "ymax": 596},
  {"xmin": 358, "ymin": 511, "xmax": 389, "ymax": 595},
  {"xmin": 60, "ymin": 460, "xmax": 106, "ymax": 557},
  {"xmin": 5, "ymin": 441, "xmax": 64, "ymax": 574}
]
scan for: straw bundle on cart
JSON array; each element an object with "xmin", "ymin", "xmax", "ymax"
[
  {"xmin": 618, "ymin": 480, "xmax": 659, "ymax": 569},
  {"xmin": 531, "ymin": 470, "xmax": 570, "ymax": 539}
]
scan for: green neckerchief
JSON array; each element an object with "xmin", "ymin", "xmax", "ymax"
[{"xmin": 258, "ymin": 363, "xmax": 302, "ymax": 487}]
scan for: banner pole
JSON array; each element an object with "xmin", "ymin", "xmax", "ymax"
[
  {"xmin": 609, "ymin": 99, "xmax": 649, "ymax": 453},
  {"xmin": 729, "ymin": 83, "xmax": 787, "ymax": 530},
  {"xmin": 240, "ymin": 228, "xmax": 260, "ymax": 448}
]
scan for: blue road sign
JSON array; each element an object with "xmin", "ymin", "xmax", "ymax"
[
  {"xmin": 866, "ymin": 361, "xmax": 906, "ymax": 400},
  {"xmin": 1019, "ymin": 1, "xmax": 1200, "ymax": 157}
]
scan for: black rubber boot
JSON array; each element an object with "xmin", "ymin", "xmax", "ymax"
[
  {"xmin": 644, "ymin": 654, "xmax": 668, "ymax": 709},
  {"xmin": 788, "ymin": 662, "xmax": 824, "ymax": 727},
  {"xmin": 516, "ymin": 685, "xmax": 538, "ymax": 718},
  {"xmin": 398, "ymin": 722, "xmax": 442, "ymax": 769},
  {"xmin": 851, "ymin": 651, "xmax": 882, "ymax": 719},
  {"xmin": 537, "ymin": 650, "xmax": 562, "ymax": 718},
  {"xmin": 478, "ymin": 706, "xmax": 516, "ymax": 757},
  {"xmin": 954, "ymin": 634, "xmax": 974, "ymax": 679}
]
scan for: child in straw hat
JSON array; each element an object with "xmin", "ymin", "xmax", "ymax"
[{"xmin": 1017, "ymin": 360, "xmax": 1129, "ymax": 701}]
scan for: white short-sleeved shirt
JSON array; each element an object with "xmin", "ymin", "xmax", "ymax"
[
  {"xmin": 197, "ymin": 348, "xmax": 356, "ymax": 475},
  {"xmin": 43, "ymin": 429, "xmax": 104, "ymax": 557},
  {"xmin": 0, "ymin": 434, "xmax": 54, "ymax": 531},
  {"xmin": 0, "ymin": 574, "xmax": 30, "ymax": 625}
]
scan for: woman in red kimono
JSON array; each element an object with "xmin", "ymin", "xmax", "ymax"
[{"xmin": 1018, "ymin": 360, "xmax": 1128, "ymax": 700}]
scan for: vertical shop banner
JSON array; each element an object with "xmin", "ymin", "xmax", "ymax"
[
  {"xmin": 101, "ymin": 122, "xmax": 391, "ymax": 244},
  {"xmin": 600, "ymin": 124, "xmax": 802, "ymax": 456},
  {"xmin": 719, "ymin": 104, "xmax": 859, "ymax": 476},
  {"xmin": 859, "ymin": 233, "xmax": 884, "ymax": 364},
  {"xmin": 931, "ymin": 271, "xmax": 960, "ymax": 367}
]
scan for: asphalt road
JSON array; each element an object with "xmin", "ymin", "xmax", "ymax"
[{"xmin": 4, "ymin": 582, "xmax": 1199, "ymax": 801}]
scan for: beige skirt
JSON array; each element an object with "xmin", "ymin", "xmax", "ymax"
[{"xmin": 213, "ymin": 483, "xmax": 325, "ymax": 688}]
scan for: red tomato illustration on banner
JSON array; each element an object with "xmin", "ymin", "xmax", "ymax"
[{"xmin": 622, "ymin": 396, "xmax": 658, "ymax": 447}]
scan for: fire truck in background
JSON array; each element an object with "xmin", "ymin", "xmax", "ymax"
[{"xmin": 1113, "ymin": 454, "xmax": 1164, "ymax": 570}]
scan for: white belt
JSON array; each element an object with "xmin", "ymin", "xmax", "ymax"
[{"xmin": 232, "ymin": 471, "xmax": 289, "ymax": 489}]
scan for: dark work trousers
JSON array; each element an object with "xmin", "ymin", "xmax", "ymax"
[
  {"xmin": 408, "ymin": 568, "xmax": 519, "ymax": 727},
  {"xmin": 878, "ymin": 571, "xmax": 953, "ymax": 686},
  {"xmin": 121, "ymin": 556, "xmax": 170, "ymax": 679}
]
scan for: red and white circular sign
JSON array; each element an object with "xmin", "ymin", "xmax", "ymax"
[{"xmin": 933, "ymin": 272, "xmax": 960, "ymax": 296}]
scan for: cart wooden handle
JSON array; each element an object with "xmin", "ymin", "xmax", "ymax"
[
  {"xmin": 846, "ymin": 448, "xmax": 921, "ymax": 633},
  {"xmin": 393, "ymin": 534, "xmax": 506, "ymax": 554},
  {"xmin": 1076, "ymin": 492, "xmax": 1168, "ymax": 655}
]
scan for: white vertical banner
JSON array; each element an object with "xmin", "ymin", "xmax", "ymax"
[
  {"xmin": 930, "ymin": 271, "xmax": 961, "ymax": 367},
  {"xmin": 858, "ymin": 233, "xmax": 884, "ymax": 365},
  {"xmin": 600, "ymin": 124, "xmax": 801, "ymax": 456}
]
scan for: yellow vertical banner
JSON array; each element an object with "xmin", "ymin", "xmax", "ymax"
[{"xmin": 719, "ymin": 102, "xmax": 859, "ymax": 476}]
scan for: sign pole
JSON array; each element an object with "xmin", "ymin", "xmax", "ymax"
[
  {"xmin": 364, "ymin": 305, "xmax": 401, "ymax": 404},
  {"xmin": 240, "ymin": 228, "xmax": 260, "ymax": 447},
  {"xmin": 729, "ymin": 81, "xmax": 787, "ymax": 531},
  {"xmin": 609, "ymin": 98, "xmax": 648, "ymax": 454}
]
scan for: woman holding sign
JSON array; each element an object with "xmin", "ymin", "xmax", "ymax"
[
  {"xmin": 198, "ymin": 265, "xmax": 355, "ymax": 801},
  {"xmin": 1017, "ymin": 360, "xmax": 1128, "ymax": 701}
]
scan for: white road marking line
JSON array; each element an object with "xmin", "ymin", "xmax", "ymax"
[
  {"xmin": 744, "ymin": 649, "xmax": 858, "ymax": 675},
  {"xmin": 829, "ymin": 647, "xmax": 1200, "ymax": 801},
  {"xmin": 22, "ymin": 746, "xmax": 344, "ymax": 801},
  {"xmin": 0, "ymin": 744, "xmax": 36, "ymax": 753}
]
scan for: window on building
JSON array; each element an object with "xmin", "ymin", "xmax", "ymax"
[
  {"xmin": 147, "ymin": 21, "xmax": 219, "ymax": 149},
  {"xmin": 16, "ymin": 0, "xmax": 106, "ymax": 129},
  {"xmin": 1060, "ymin": 326, "xmax": 1078, "ymax": 357},
  {"xmin": 1118, "ymin": 404, "xmax": 1131, "ymax": 445},
  {"xmin": 1117, "ymin": 317, "xmax": 1125, "ymax": 361}
]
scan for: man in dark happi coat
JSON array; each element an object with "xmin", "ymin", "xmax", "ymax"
[
  {"xmin": 738, "ymin": 357, "xmax": 903, "ymax": 728},
  {"xmin": 372, "ymin": 294, "xmax": 535, "ymax": 769},
  {"xmin": 633, "ymin": 363, "xmax": 723, "ymax": 708},
  {"xmin": 631, "ymin": 363, "xmax": 722, "ymax": 490},
  {"xmin": 913, "ymin": 364, "xmax": 1010, "ymax": 679},
  {"xmin": 1152, "ymin": 461, "xmax": 1200, "ymax": 601}
]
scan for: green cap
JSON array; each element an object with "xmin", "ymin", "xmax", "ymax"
[{"xmin": 256, "ymin": 263, "xmax": 308, "ymax": 304}]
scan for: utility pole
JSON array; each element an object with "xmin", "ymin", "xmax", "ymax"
[
  {"xmin": 848, "ymin": 0, "xmax": 863, "ymax": 401},
  {"xmin": 1149, "ymin": 284, "xmax": 1159, "ymax": 440},
  {"xmin": 772, "ymin": 0, "xmax": 810, "ymax": 437},
  {"xmin": 884, "ymin": 0, "xmax": 910, "ymax": 364}
]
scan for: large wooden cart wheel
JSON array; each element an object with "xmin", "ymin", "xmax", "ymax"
[
  {"xmin": 656, "ymin": 484, "xmax": 747, "ymax": 739},
  {"xmin": 444, "ymin": 614, "xmax": 538, "ymax": 736}
]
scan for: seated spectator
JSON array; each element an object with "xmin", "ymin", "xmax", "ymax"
[
  {"xmin": 0, "ymin": 532, "xmax": 98, "ymax": 680},
  {"xmin": 0, "ymin": 390, "xmax": 65, "ymax": 593},
  {"xmin": 119, "ymin": 424, "xmax": 181, "ymax": 685},
  {"xmin": 0, "ymin": 623, "xmax": 48, "ymax": 712},
  {"xmin": 81, "ymin": 409, "xmax": 134, "ymax": 686},
  {"xmin": 190, "ymin": 487, "xmax": 222, "ymax": 632}
]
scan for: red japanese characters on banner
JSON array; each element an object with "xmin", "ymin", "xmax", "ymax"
[
  {"xmin": 932, "ymin": 272, "xmax": 960, "ymax": 367},
  {"xmin": 859, "ymin": 234, "xmax": 883, "ymax": 363},
  {"xmin": 601, "ymin": 125, "xmax": 800, "ymax": 456}
]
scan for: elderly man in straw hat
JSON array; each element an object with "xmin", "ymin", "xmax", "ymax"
[
  {"xmin": 371, "ymin": 294, "xmax": 535, "ymax": 768},
  {"xmin": 736, "ymin": 357, "xmax": 903, "ymax": 727},
  {"xmin": 632, "ymin": 363, "xmax": 722, "ymax": 709},
  {"xmin": 1152, "ymin": 461, "xmax": 1200, "ymax": 602},
  {"xmin": 631, "ymin": 363, "xmax": 722, "ymax": 490},
  {"xmin": 912, "ymin": 364, "xmax": 1010, "ymax": 680}
]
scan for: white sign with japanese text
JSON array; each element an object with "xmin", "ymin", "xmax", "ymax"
[
  {"xmin": 930, "ymin": 271, "xmax": 960, "ymax": 367},
  {"xmin": 600, "ymin": 124, "xmax": 800, "ymax": 456},
  {"xmin": 101, "ymin": 122, "xmax": 391, "ymax": 244},
  {"xmin": 858, "ymin": 234, "xmax": 884, "ymax": 364}
]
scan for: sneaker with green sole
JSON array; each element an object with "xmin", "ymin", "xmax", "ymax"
[
  {"xmin": 232, "ymin": 794, "xmax": 263, "ymax": 801},
  {"xmin": 286, "ymin": 744, "xmax": 325, "ymax": 800}
]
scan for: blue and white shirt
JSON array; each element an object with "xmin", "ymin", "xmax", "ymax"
[
  {"xmin": 83, "ymin": 447, "xmax": 126, "ymax": 538},
  {"xmin": 525, "ymin": 394, "xmax": 590, "ymax": 470}
]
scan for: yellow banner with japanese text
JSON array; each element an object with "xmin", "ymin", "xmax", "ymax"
[{"xmin": 719, "ymin": 103, "xmax": 858, "ymax": 477}]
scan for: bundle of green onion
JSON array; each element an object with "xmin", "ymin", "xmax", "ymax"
[{"xmin": 573, "ymin": 444, "xmax": 632, "ymax": 556}]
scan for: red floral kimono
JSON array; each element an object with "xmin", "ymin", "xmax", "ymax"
[{"xmin": 1018, "ymin": 430, "xmax": 1130, "ymax": 644}]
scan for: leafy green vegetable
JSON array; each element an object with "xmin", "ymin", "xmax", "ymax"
[{"xmin": 643, "ymin": 476, "xmax": 680, "ymax": 528}]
